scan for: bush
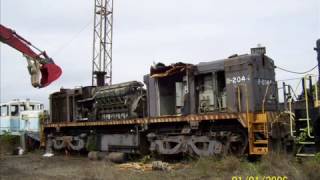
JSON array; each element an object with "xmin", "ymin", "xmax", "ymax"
[{"xmin": 0, "ymin": 133, "xmax": 20, "ymax": 155}]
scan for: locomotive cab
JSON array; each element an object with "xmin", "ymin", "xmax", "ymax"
[{"xmin": 145, "ymin": 49, "xmax": 278, "ymax": 117}]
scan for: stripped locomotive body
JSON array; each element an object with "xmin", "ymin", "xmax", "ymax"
[{"xmin": 44, "ymin": 47, "xmax": 279, "ymax": 157}]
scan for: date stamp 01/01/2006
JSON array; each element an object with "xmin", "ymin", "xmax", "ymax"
[{"xmin": 232, "ymin": 176, "xmax": 288, "ymax": 180}]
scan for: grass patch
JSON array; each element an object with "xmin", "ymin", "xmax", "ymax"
[
  {"xmin": 0, "ymin": 133, "xmax": 20, "ymax": 155},
  {"xmin": 1, "ymin": 152, "xmax": 320, "ymax": 180},
  {"xmin": 128, "ymin": 153, "xmax": 320, "ymax": 180}
]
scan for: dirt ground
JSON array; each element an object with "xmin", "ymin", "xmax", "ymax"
[
  {"xmin": 0, "ymin": 152, "xmax": 194, "ymax": 180},
  {"xmin": 1, "ymin": 152, "xmax": 320, "ymax": 180},
  {"xmin": 0, "ymin": 153, "xmax": 129, "ymax": 180}
]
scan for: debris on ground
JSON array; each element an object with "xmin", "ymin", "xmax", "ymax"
[
  {"xmin": 116, "ymin": 161, "xmax": 190, "ymax": 172},
  {"xmin": 116, "ymin": 163, "xmax": 153, "ymax": 171},
  {"xmin": 42, "ymin": 153, "xmax": 54, "ymax": 157},
  {"xmin": 151, "ymin": 161, "xmax": 171, "ymax": 171},
  {"xmin": 12, "ymin": 147, "xmax": 24, "ymax": 156},
  {"xmin": 105, "ymin": 152, "xmax": 127, "ymax": 163},
  {"xmin": 88, "ymin": 151, "xmax": 106, "ymax": 161}
]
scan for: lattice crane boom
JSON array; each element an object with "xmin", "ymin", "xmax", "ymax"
[{"xmin": 92, "ymin": 0, "xmax": 113, "ymax": 86}]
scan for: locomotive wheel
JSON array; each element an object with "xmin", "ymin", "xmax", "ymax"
[{"xmin": 227, "ymin": 130, "xmax": 248, "ymax": 156}]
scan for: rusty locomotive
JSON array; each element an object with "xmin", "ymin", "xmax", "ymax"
[{"xmin": 44, "ymin": 46, "xmax": 280, "ymax": 157}]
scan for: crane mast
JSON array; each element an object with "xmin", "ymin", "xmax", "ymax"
[{"xmin": 92, "ymin": 0, "xmax": 113, "ymax": 86}]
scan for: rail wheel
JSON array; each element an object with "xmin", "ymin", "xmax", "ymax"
[{"xmin": 227, "ymin": 130, "xmax": 248, "ymax": 156}]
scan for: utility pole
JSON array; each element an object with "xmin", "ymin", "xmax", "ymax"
[
  {"xmin": 92, "ymin": 0, "xmax": 113, "ymax": 86},
  {"xmin": 315, "ymin": 39, "xmax": 320, "ymax": 82},
  {"xmin": 314, "ymin": 39, "xmax": 320, "ymax": 151}
]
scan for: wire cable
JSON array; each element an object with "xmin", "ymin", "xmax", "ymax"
[
  {"xmin": 294, "ymin": 79, "xmax": 302, "ymax": 97},
  {"xmin": 277, "ymin": 77, "xmax": 303, "ymax": 82},
  {"xmin": 275, "ymin": 64, "xmax": 318, "ymax": 74},
  {"xmin": 52, "ymin": 20, "xmax": 92, "ymax": 56}
]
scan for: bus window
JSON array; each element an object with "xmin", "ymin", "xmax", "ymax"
[
  {"xmin": 10, "ymin": 105, "xmax": 19, "ymax": 116},
  {"xmin": 20, "ymin": 105, "xmax": 26, "ymax": 111},
  {"xmin": 1, "ymin": 105, "xmax": 8, "ymax": 116},
  {"xmin": 30, "ymin": 105, "xmax": 35, "ymax": 110}
]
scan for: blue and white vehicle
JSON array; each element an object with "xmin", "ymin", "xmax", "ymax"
[{"xmin": 0, "ymin": 99, "xmax": 44, "ymax": 135}]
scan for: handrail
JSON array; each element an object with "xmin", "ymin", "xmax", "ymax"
[
  {"xmin": 262, "ymin": 83, "xmax": 270, "ymax": 114},
  {"xmin": 303, "ymin": 75, "xmax": 314, "ymax": 138},
  {"xmin": 244, "ymin": 83, "xmax": 252, "ymax": 152},
  {"xmin": 237, "ymin": 86, "xmax": 242, "ymax": 112},
  {"xmin": 281, "ymin": 74, "xmax": 319, "ymax": 139},
  {"xmin": 245, "ymin": 84, "xmax": 250, "ymax": 120},
  {"xmin": 288, "ymin": 97, "xmax": 295, "ymax": 137}
]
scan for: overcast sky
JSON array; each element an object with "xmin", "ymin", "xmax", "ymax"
[{"xmin": 0, "ymin": 0, "xmax": 319, "ymax": 108}]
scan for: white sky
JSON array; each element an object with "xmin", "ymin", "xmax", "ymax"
[{"xmin": 0, "ymin": 0, "xmax": 319, "ymax": 108}]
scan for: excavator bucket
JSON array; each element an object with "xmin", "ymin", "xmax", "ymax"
[{"xmin": 39, "ymin": 63, "xmax": 62, "ymax": 88}]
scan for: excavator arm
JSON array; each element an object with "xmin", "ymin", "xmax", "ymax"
[{"xmin": 0, "ymin": 24, "xmax": 62, "ymax": 88}]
